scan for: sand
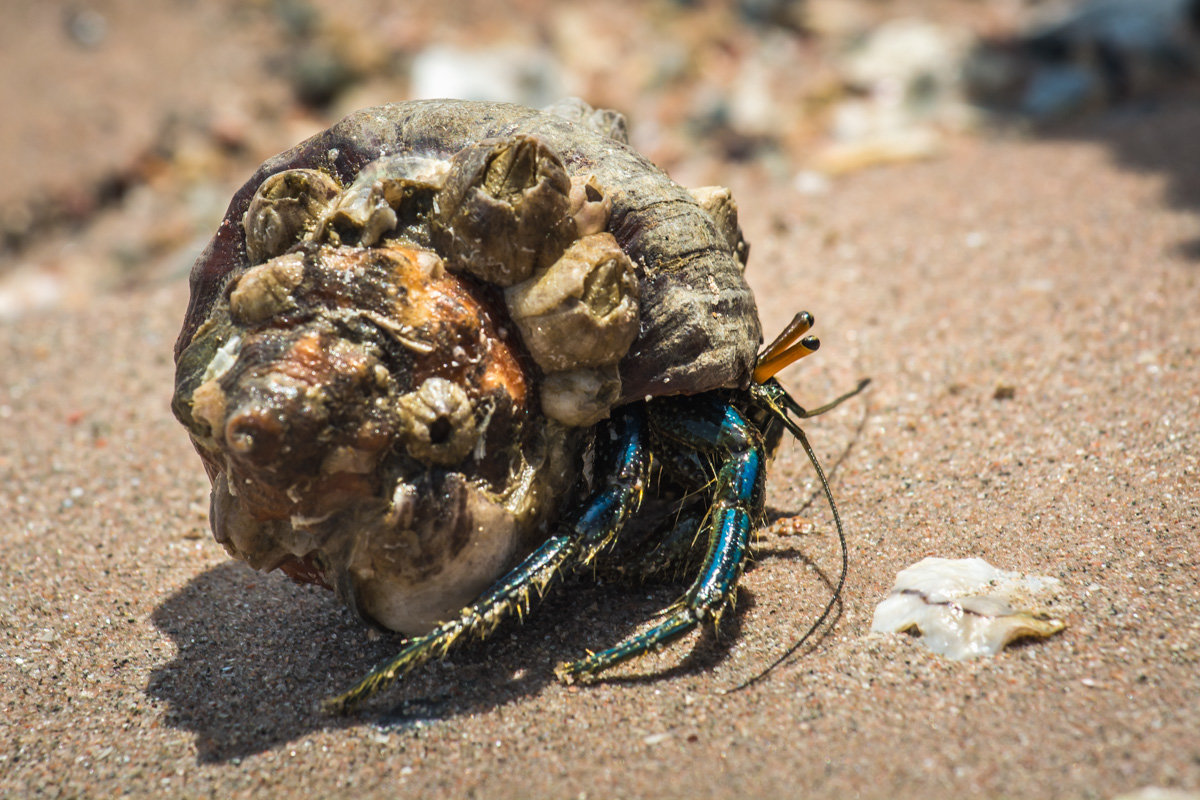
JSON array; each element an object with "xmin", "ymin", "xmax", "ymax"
[{"xmin": 2, "ymin": 7, "xmax": 1200, "ymax": 798}]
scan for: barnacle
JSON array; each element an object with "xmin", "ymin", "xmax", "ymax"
[
  {"xmin": 243, "ymin": 169, "xmax": 341, "ymax": 264},
  {"xmin": 506, "ymin": 233, "xmax": 639, "ymax": 371},
  {"xmin": 396, "ymin": 377, "xmax": 478, "ymax": 466},
  {"xmin": 315, "ymin": 155, "xmax": 449, "ymax": 248},
  {"xmin": 432, "ymin": 135, "xmax": 575, "ymax": 286}
]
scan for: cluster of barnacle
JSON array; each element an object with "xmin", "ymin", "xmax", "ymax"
[
  {"xmin": 171, "ymin": 126, "xmax": 663, "ymax": 635},
  {"xmin": 240, "ymin": 134, "xmax": 639, "ymax": 428}
]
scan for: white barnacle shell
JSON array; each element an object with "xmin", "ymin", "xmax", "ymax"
[
  {"xmin": 538, "ymin": 366, "xmax": 622, "ymax": 428},
  {"xmin": 871, "ymin": 557, "xmax": 1066, "ymax": 659},
  {"xmin": 505, "ymin": 233, "xmax": 639, "ymax": 373},
  {"xmin": 568, "ymin": 174, "xmax": 612, "ymax": 236},
  {"xmin": 396, "ymin": 377, "xmax": 478, "ymax": 466},
  {"xmin": 315, "ymin": 155, "xmax": 451, "ymax": 248},
  {"xmin": 689, "ymin": 185, "xmax": 748, "ymax": 269},
  {"xmin": 243, "ymin": 169, "xmax": 341, "ymax": 264},
  {"xmin": 228, "ymin": 254, "xmax": 305, "ymax": 324},
  {"xmin": 201, "ymin": 334, "xmax": 243, "ymax": 384}
]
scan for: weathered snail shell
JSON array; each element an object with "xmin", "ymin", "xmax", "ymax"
[{"xmin": 172, "ymin": 98, "xmax": 759, "ymax": 634}]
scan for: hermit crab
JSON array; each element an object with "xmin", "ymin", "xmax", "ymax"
[{"xmin": 172, "ymin": 98, "xmax": 860, "ymax": 713}]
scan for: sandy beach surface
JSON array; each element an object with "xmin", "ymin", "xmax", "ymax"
[{"xmin": 2, "ymin": 2, "xmax": 1199, "ymax": 797}]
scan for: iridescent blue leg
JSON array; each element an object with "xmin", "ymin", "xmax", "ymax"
[
  {"xmin": 324, "ymin": 406, "xmax": 649, "ymax": 713},
  {"xmin": 556, "ymin": 397, "xmax": 765, "ymax": 681}
]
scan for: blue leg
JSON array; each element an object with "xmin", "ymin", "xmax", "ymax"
[
  {"xmin": 556, "ymin": 397, "xmax": 765, "ymax": 682},
  {"xmin": 324, "ymin": 406, "xmax": 649, "ymax": 713}
]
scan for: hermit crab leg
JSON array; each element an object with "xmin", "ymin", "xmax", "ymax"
[
  {"xmin": 725, "ymin": 312, "xmax": 868, "ymax": 688},
  {"xmin": 726, "ymin": 376, "xmax": 866, "ymax": 691},
  {"xmin": 555, "ymin": 396, "xmax": 763, "ymax": 682},
  {"xmin": 323, "ymin": 407, "xmax": 649, "ymax": 714}
]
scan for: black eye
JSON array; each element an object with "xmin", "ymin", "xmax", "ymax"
[{"xmin": 428, "ymin": 416, "xmax": 452, "ymax": 444}]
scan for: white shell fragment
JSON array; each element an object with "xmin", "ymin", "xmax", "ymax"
[{"xmin": 871, "ymin": 557, "xmax": 1066, "ymax": 659}]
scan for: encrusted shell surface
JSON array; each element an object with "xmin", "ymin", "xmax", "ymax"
[
  {"xmin": 177, "ymin": 99, "xmax": 761, "ymax": 404},
  {"xmin": 172, "ymin": 99, "xmax": 761, "ymax": 635}
]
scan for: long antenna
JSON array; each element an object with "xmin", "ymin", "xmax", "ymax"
[{"xmin": 727, "ymin": 407, "xmax": 848, "ymax": 693}]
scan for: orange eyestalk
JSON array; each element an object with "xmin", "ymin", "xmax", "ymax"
[{"xmin": 754, "ymin": 311, "xmax": 820, "ymax": 384}]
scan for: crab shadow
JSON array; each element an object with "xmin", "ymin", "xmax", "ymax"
[
  {"xmin": 147, "ymin": 560, "xmax": 750, "ymax": 763},
  {"xmin": 148, "ymin": 399, "xmax": 869, "ymax": 763}
]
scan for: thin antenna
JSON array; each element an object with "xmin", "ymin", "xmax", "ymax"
[
  {"xmin": 793, "ymin": 378, "xmax": 872, "ymax": 419},
  {"xmin": 727, "ymin": 410, "xmax": 848, "ymax": 693}
]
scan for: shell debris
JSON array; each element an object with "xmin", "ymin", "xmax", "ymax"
[{"xmin": 871, "ymin": 557, "xmax": 1067, "ymax": 659}]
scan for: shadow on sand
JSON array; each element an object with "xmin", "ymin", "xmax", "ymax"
[
  {"xmin": 1026, "ymin": 88, "xmax": 1200, "ymax": 259},
  {"xmin": 967, "ymin": 15, "xmax": 1200, "ymax": 261},
  {"xmin": 147, "ymin": 559, "xmax": 749, "ymax": 762}
]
